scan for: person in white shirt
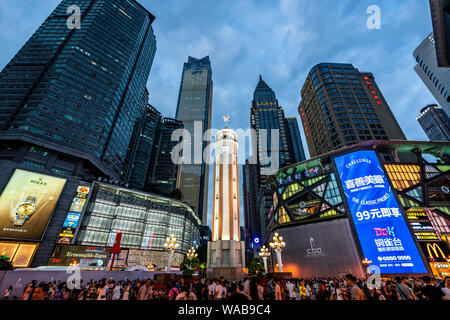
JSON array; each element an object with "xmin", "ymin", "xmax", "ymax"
[
  {"xmin": 442, "ymin": 277, "xmax": 450, "ymax": 300},
  {"xmin": 243, "ymin": 278, "xmax": 250, "ymax": 296},
  {"xmin": 285, "ymin": 280, "xmax": 296, "ymax": 300},
  {"xmin": 208, "ymin": 280, "xmax": 217, "ymax": 300},
  {"xmin": 257, "ymin": 281, "xmax": 264, "ymax": 300},
  {"xmin": 112, "ymin": 282, "xmax": 122, "ymax": 300},
  {"xmin": 214, "ymin": 282, "xmax": 224, "ymax": 300},
  {"xmin": 305, "ymin": 283, "xmax": 312, "ymax": 298}
]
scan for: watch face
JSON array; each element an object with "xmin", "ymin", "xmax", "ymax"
[
  {"xmin": 17, "ymin": 204, "xmax": 34, "ymax": 215},
  {"xmin": 14, "ymin": 201, "xmax": 36, "ymax": 226}
]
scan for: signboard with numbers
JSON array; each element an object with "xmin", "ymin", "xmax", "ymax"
[{"xmin": 334, "ymin": 150, "xmax": 427, "ymax": 274}]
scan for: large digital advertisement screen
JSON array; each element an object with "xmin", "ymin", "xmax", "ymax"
[
  {"xmin": 0, "ymin": 169, "xmax": 67, "ymax": 241},
  {"xmin": 334, "ymin": 150, "xmax": 427, "ymax": 274}
]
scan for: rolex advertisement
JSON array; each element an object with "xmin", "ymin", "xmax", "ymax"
[{"xmin": 0, "ymin": 169, "xmax": 67, "ymax": 241}]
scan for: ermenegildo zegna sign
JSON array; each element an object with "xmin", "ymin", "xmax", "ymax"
[{"xmin": 49, "ymin": 244, "xmax": 110, "ymax": 267}]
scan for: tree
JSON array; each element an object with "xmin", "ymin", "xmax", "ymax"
[
  {"xmin": 180, "ymin": 257, "xmax": 200, "ymax": 279},
  {"xmin": 0, "ymin": 254, "xmax": 13, "ymax": 270},
  {"xmin": 248, "ymin": 258, "xmax": 265, "ymax": 278}
]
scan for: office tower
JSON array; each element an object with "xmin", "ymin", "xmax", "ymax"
[
  {"xmin": 414, "ymin": 33, "xmax": 450, "ymax": 116},
  {"xmin": 243, "ymin": 158, "xmax": 262, "ymax": 263},
  {"xmin": 417, "ymin": 104, "xmax": 450, "ymax": 141},
  {"xmin": 286, "ymin": 117, "xmax": 306, "ymax": 163},
  {"xmin": 0, "ymin": 0, "xmax": 157, "ymax": 180},
  {"xmin": 242, "ymin": 158, "xmax": 262, "ymax": 240},
  {"xmin": 175, "ymin": 56, "xmax": 213, "ymax": 225},
  {"xmin": 250, "ymin": 76, "xmax": 292, "ymax": 180},
  {"xmin": 429, "ymin": 0, "xmax": 450, "ymax": 67},
  {"xmin": 299, "ymin": 63, "xmax": 406, "ymax": 158},
  {"xmin": 147, "ymin": 118, "xmax": 184, "ymax": 195},
  {"xmin": 125, "ymin": 100, "xmax": 162, "ymax": 189},
  {"xmin": 207, "ymin": 127, "xmax": 245, "ymax": 273}
]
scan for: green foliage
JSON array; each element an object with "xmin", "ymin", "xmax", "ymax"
[
  {"xmin": 180, "ymin": 257, "xmax": 201, "ymax": 279},
  {"xmin": 248, "ymin": 257, "xmax": 265, "ymax": 277},
  {"xmin": 0, "ymin": 255, "xmax": 13, "ymax": 270}
]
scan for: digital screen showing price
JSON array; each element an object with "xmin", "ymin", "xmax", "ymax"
[{"xmin": 334, "ymin": 150, "xmax": 427, "ymax": 274}]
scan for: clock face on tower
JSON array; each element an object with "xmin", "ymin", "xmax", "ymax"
[{"xmin": 222, "ymin": 146, "xmax": 231, "ymax": 153}]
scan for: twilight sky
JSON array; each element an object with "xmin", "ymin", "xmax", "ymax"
[{"xmin": 0, "ymin": 0, "xmax": 438, "ymax": 227}]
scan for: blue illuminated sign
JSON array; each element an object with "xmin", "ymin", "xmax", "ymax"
[
  {"xmin": 63, "ymin": 212, "xmax": 81, "ymax": 229},
  {"xmin": 334, "ymin": 150, "xmax": 427, "ymax": 274},
  {"xmin": 253, "ymin": 236, "xmax": 261, "ymax": 245}
]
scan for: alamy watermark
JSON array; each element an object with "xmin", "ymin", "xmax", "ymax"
[
  {"xmin": 366, "ymin": 5, "xmax": 381, "ymax": 30},
  {"xmin": 170, "ymin": 122, "xmax": 281, "ymax": 173},
  {"xmin": 67, "ymin": 5, "xmax": 81, "ymax": 30}
]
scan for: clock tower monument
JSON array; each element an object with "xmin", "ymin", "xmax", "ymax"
[{"xmin": 207, "ymin": 119, "xmax": 246, "ymax": 280}]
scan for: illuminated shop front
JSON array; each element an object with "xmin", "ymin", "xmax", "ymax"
[
  {"xmin": 66, "ymin": 182, "xmax": 202, "ymax": 267},
  {"xmin": 264, "ymin": 141, "xmax": 450, "ymax": 277}
]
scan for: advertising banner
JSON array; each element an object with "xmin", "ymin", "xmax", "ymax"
[
  {"xmin": 334, "ymin": 150, "xmax": 427, "ymax": 274},
  {"xmin": 57, "ymin": 185, "xmax": 90, "ymax": 244},
  {"xmin": 0, "ymin": 169, "xmax": 67, "ymax": 241},
  {"xmin": 419, "ymin": 241, "xmax": 450, "ymax": 262},
  {"xmin": 48, "ymin": 244, "xmax": 110, "ymax": 267}
]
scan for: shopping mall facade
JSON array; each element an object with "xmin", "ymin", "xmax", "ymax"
[
  {"xmin": 0, "ymin": 158, "xmax": 202, "ymax": 269},
  {"xmin": 264, "ymin": 140, "xmax": 450, "ymax": 279}
]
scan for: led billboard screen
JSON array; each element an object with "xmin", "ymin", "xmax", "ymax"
[
  {"xmin": 0, "ymin": 169, "xmax": 67, "ymax": 241},
  {"xmin": 334, "ymin": 150, "xmax": 427, "ymax": 274}
]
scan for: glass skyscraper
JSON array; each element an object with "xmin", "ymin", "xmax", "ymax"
[
  {"xmin": 414, "ymin": 33, "xmax": 450, "ymax": 116},
  {"xmin": 0, "ymin": 0, "xmax": 157, "ymax": 180},
  {"xmin": 429, "ymin": 0, "xmax": 450, "ymax": 67},
  {"xmin": 175, "ymin": 56, "xmax": 213, "ymax": 225},
  {"xmin": 417, "ymin": 104, "xmax": 450, "ymax": 141},
  {"xmin": 250, "ymin": 76, "xmax": 291, "ymax": 180},
  {"xmin": 286, "ymin": 117, "xmax": 306, "ymax": 163},
  {"xmin": 299, "ymin": 63, "xmax": 406, "ymax": 157},
  {"xmin": 125, "ymin": 101, "xmax": 162, "ymax": 190},
  {"xmin": 147, "ymin": 118, "xmax": 184, "ymax": 195}
]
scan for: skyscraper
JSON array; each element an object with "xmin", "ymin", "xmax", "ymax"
[
  {"xmin": 242, "ymin": 158, "xmax": 262, "ymax": 263},
  {"xmin": 147, "ymin": 118, "xmax": 184, "ymax": 194},
  {"xmin": 299, "ymin": 63, "xmax": 406, "ymax": 158},
  {"xmin": 286, "ymin": 117, "xmax": 306, "ymax": 163},
  {"xmin": 417, "ymin": 104, "xmax": 450, "ymax": 141},
  {"xmin": 413, "ymin": 33, "xmax": 450, "ymax": 115},
  {"xmin": 0, "ymin": 0, "xmax": 157, "ymax": 180},
  {"xmin": 429, "ymin": 0, "xmax": 450, "ymax": 67},
  {"xmin": 125, "ymin": 99, "xmax": 162, "ymax": 190},
  {"xmin": 176, "ymin": 56, "xmax": 213, "ymax": 225},
  {"xmin": 251, "ymin": 76, "xmax": 292, "ymax": 180}
]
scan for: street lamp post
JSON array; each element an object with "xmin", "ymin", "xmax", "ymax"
[
  {"xmin": 187, "ymin": 247, "xmax": 198, "ymax": 260},
  {"xmin": 258, "ymin": 245, "xmax": 271, "ymax": 273},
  {"xmin": 269, "ymin": 233, "xmax": 286, "ymax": 273},
  {"xmin": 164, "ymin": 235, "xmax": 179, "ymax": 272},
  {"xmin": 362, "ymin": 258, "xmax": 372, "ymax": 274}
]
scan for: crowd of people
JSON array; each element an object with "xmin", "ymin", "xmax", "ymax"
[{"xmin": 2, "ymin": 274, "xmax": 449, "ymax": 301}]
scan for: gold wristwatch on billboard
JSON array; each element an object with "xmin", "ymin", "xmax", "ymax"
[{"xmin": 14, "ymin": 196, "xmax": 37, "ymax": 226}]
